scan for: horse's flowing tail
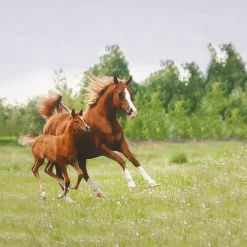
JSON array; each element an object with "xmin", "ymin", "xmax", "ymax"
[
  {"xmin": 39, "ymin": 88, "xmax": 70, "ymax": 120},
  {"xmin": 18, "ymin": 135, "xmax": 36, "ymax": 146}
]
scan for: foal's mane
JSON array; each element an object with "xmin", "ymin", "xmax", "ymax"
[{"xmin": 84, "ymin": 75, "xmax": 115, "ymax": 108}]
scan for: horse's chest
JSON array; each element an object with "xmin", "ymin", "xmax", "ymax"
[{"xmin": 103, "ymin": 133, "xmax": 122, "ymax": 147}]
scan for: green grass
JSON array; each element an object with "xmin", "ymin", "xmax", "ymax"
[
  {"xmin": 0, "ymin": 141, "xmax": 247, "ymax": 246},
  {"xmin": 0, "ymin": 136, "xmax": 18, "ymax": 146}
]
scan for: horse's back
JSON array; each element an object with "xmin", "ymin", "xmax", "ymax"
[{"xmin": 43, "ymin": 112, "xmax": 70, "ymax": 135}]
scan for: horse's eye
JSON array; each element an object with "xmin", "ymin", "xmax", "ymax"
[
  {"xmin": 118, "ymin": 92, "xmax": 124, "ymax": 99},
  {"xmin": 75, "ymin": 120, "xmax": 79, "ymax": 124}
]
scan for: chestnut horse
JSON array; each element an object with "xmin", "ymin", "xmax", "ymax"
[
  {"xmin": 40, "ymin": 75, "xmax": 158, "ymax": 196},
  {"xmin": 19, "ymin": 109, "xmax": 90, "ymax": 202}
]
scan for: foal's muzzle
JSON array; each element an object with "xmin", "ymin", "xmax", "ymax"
[
  {"xmin": 82, "ymin": 125, "xmax": 90, "ymax": 132},
  {"xmin": 127, "ymin": 108, "xmax": 137, "ymax": 119}
]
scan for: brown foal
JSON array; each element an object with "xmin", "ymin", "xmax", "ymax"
[{"xmin": 27, "ymin": 109, "xmax": 89, "ymax": 201}]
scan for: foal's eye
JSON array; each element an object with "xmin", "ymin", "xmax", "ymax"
[{"xmin": 75, "ymin": 120, "xmax": 79, "ymax": 124}]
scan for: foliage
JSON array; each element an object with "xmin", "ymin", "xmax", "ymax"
[
  {"xmin": 1, "ymin": 43, "xmax": 247, "ymax": 141},
  {"xmin": 169, "ymin": 152, "xmax": 188, "ymax": 164}
]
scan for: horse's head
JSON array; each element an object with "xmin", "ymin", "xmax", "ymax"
[
  {"xmin": 71, "ymin": 109, "xmax": 90, "ymax": 132},
  {"xmin": 112, "ymin": 75, "xmax": 137, "ymax": 119}
]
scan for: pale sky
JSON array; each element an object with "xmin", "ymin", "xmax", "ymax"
[{"xmin": 1, "ymin": 0, "xmax": 247, "ymax": 104}]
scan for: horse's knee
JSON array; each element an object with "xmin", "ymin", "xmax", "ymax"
[{"xmin": 118, "ymin": 158, "xmax": 126, "ymax": 169}]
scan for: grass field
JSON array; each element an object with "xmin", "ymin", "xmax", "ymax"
[{"xmin": 1, "ymin": 141, "xmax": 247, "ymax": 246}]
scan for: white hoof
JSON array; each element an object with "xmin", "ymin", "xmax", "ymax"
[
  {"xmin": 128, "ymin": 186, "xmax": 137, "ymax": 192},
  {"xmin": 41, "ymin": 191, "xmax": 47, "ymax": 199},
  {"xmin": 65, "ymin": 195, "xmax": 74, "ymax": 203},
  {"xmin": 149, "ymin": 180, "xmax": 159, "ymax": 187}
]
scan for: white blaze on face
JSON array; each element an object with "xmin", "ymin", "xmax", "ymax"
[
  {"xmin": 125, "ymin": 88, "xmax": 137, "ymax": 118},
  {"xmin": 79, "ymin": 116, "xmax": 90, "ymax": 129}
]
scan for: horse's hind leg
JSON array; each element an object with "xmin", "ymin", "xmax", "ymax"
[
  {"xmin": 57, "ymin": 164, "xmax": 73, "ymax": 203},
  {"xmin": 44, "ymin": 161, "xmax": 65, "ymax": 188},
  {"xmin": 55, "ymin": 164, "xmax": 64, "ymax": 190},
  {"xmin": 32, "ymin": 158, "xmax": 46, "ymax": 199},
  {"xmin": 70, "ymin": 161, "xmax": 83, "ymax": 190},
  {"xmin": 79, "ymin": 157, "xmax": 104, "ymax": 197}
]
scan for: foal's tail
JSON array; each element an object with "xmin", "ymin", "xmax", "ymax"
[
  {"xmin": 39, "ymin": 88, "xmax": 70, "ymax": 120},
  {"xmin": 18, "ymin": 135, "xmax": 36, "ymax": 146}
]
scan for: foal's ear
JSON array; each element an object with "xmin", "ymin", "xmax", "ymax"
[
  {"xmin": 71, "ymin": 108, "xmax": 76, "ymax": 117},
  {"xmin": 113, "ymin": 75, "xmax": 118, "ymax": 85},
  {"xmin": 125, "ymin": 76, "xmax": 132, "ymax": 86},
  {"xmin": 79, "ymin": 109, "xmax": 83, "ymax": 116}
]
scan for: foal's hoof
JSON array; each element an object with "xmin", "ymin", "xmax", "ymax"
[
  {"xmin": 149, "ymin": 180, "xmax": 159, "ymax": 187},
  {"xmin": 128, "ymin": 186, "xmax": 137, "ymax": 193},
  {"xmin": 96, "ymin": 192, "xmax": 104, "ymax": 197},
  {"xmin": 57, "ymin": 191, "xmax": 65, "ymax": 199},
  {"xmin": 69, "ymin": 185, "xmax": 78, "ymax": 190},
  {"xmin": 41, "ymin": 191, "xmax": 47, "ymax": 199}
]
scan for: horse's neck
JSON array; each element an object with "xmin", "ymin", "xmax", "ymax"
[
  {"xmin": 90, "ymin": 90, "xmax": 117, "ymax": 122},
  {"xmin": 85, "ymin": 89, "xmax": 121, "ymax": 133}
]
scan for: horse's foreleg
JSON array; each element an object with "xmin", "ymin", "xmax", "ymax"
[
  {"xmin": 101, "ymin": 144, "xmax": 137, "ymax": 192},
  {"xmin": 120, "ymin": 139, "xmax": 158, "ymax": 187},
  {"xmin": 78, "ymin": 157, "xmax": 104, "ymax": 197}
]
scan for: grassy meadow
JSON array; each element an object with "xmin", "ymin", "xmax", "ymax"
[{"xmin": 0, "ymin": 141, "xmax": 247, "ymax": 246}]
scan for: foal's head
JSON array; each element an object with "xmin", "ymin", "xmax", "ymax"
[
  {"xmin": 112, "ymin": 75, "xmax": 137, "ymax": 119},
  {"xmin": 70, "ymin": 109, "xmax": 90, "ymax": 132}
]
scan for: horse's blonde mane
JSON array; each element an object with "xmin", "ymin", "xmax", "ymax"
[{"xmin": 84, "ymin": 75, "xmax": 115, "ymax": 107}]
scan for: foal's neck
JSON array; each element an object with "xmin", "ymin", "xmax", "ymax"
[{"xmin": 62, "ymin": 120, "xmax": 77, "ymax": 142}]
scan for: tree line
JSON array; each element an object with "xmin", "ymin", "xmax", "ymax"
[{"xmin": 1, "ymin": 43, "xmax": 247, "ymax": 141}]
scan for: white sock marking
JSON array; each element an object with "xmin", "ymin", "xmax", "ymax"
[
  {"xmin": 138, "ymin": 166, "xmax": 156, "ymax": 185},
  {"xmin": 124, "ymin": 168, "xmax": 136, "ymax": 188},
  {"xmin": 87, "ymin": 178, "xmax": 103, "ymax": 194}
]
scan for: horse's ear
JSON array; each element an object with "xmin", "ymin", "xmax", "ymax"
[
  {"xmin": 79, "ymin": 109, "xmax": 83, "ymax": 116},
  {"xmin": 113, "ymin": 75, "xmax": 118, "ymax": 85},
  {"xmin": 125, "ymin": 76, "xmax": 132, "ymax": 86},
  {"xmin": 71, "ymin": 108, "xmax": 76, "ymax": 117}
]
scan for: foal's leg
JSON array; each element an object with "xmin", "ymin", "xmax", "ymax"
[
  {"xmin": 69, "ymin": 161, "xmax": 83, "ymax": 190},
  {"xmin": 120, "ymin": 139, "xmax": 158, "ymax": 187},
  {"xmin": 32, "ymin": 158, "xmax": 47, "ymax": 199},
  {"xmin": 44, "ymin": 161, "xmax": 65, "ymax": 188},
  {"xmin": 78, "ymin": 157, "xmax": 104, "ymax": 197},
  {"xmin": 101, "ymin": 144, "xmax": 137, "ymax": 192},
  {"xmin": 57, "ymin": 164, "xmax": 73, "ymax": 203}
]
